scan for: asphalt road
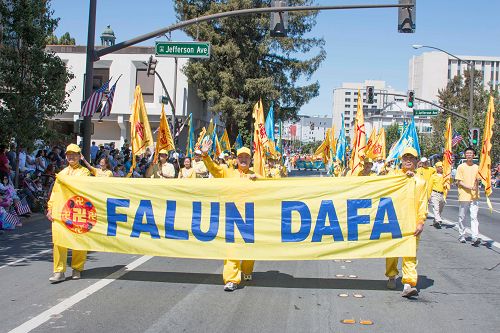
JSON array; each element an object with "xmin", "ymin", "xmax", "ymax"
[{"xmin": 1, "ymin": 172, "xmax": 499, "ymax": 333}]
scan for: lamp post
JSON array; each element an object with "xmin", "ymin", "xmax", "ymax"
[{"xmin": 412, "ymin": 44, "xmax": 475, "ymax": 141}]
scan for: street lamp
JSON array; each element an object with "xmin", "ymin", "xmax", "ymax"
[{"xmin": 412, "ymin": 44, "xmax": 475, "ymax": 142}]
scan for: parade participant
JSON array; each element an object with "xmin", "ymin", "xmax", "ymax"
[
  {"xmin": 358, "ymin": 157, "xmax": 376, "ymax": 176},
  {"xmin": 385, "ymin": 147, "xmax": 428, "ymax": 298},
  {"xmin": 149, "ymin": 149, "xmax": 175, "ymax": 179},
  {"xmin": 455, "ymin": 147, "xmax": 481, "ymax": 245},
  {"xmin": 46, "ymin": 144, "xmax": 90, "ymax": 283},
  {"xmin": 200, "ymin": 139, "xmax": 259, "ymax": 292},
  {"xmin": 178, "ymin": 157, "xmax": 196, "ymax": 178},
  {"xmin": 429, "ymin": 162, "xmax": 445, "ymax": 229},
  {"xmin": 218, "ymin": 153, "xmax": 228, "ymax": 168},
  {"xmin": 267, "ymin": 158, "xmax": 282, "ymax": 178},
  {"xmin": 192, "ymin": 150, "xmax": 209, "ymax": 178},
  {"xmin": 81, "ymin": 155, "xmax": 113, "ymax": 177},
  {"xmin": 416, "ymin": 157, "xmax": 436, "ymax": 199}
]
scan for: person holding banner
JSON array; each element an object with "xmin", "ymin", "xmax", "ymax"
[
  {"xmin": 47, "ymin": 144, "xmax": 90, "ymax": 283},
  {"xmin": 201, "ymin": 139, "xmax": 259, "ymax": 292},
  {"xmin": 81, "ymin": 155, "xmax": 113, "ymax": 177},
  {"xmin": 358, "ymin": 158, "xmax": 376, "ymax": 176},
  {"xmin": 178, "ymin": 157, "xmax": 196, "ymax": 179},
  {"xmin": 429, "ymin": 162, "xmax": 445, "ymax": 229},
  {"xmin": 385, "ymin": 147, "xmax": 428, "ymax": 298},
  {"xmin": 149, "ymin": 149, "xmax": 176, "ymax": 179},
  {"xmin": 192, "ymin": 150, "xmax": 209, "ymax": 178}
]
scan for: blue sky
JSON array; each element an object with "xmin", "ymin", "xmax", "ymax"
[{"xmin": 51, "ymin": 0, "xmax": 500, "ymax": 117}]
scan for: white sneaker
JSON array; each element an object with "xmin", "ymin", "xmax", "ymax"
[
  {"xmin": 223, "ymin": 282, "xmax": 238, "ymax": 292},
  {"xmin": 386, "ymin": 278, "xmax": 396, "ymax": 290},
  {"xmin": 71, "ymin": 270, "xmax": 81, "ymax": 280},
  {"xmin": 243, "ymin": 274, "xmax": 252, "ymax": 281},
  {"xmin": 402, "ymin": 286, "xmax": 418, "ymax": 298},
  {"xmin": 49, "ymin": 272, "xmax": 65, "ymax": 283},
  {"xmin": 459, "ymin": 236, "xmax": 466, "ymax": 243}
]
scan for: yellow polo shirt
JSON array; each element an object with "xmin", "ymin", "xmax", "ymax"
[
  {"xmin": 389, "ymin": 168, "xmax": 428, "ymax": 225},
  {"xmin": 455, "ymin": 163, "xmax": 479, "ymax": 201}
]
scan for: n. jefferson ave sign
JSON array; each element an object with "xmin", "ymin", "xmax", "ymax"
[{"xmin": 155, "ymin": 41, "xmax": 211, "ymax": 59}]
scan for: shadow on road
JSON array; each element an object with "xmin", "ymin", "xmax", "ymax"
[{"xmin": 81, "ymin": 267, "xmax": 434, "ymax": 291}]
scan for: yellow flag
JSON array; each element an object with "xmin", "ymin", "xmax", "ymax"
[
  {"xmin": 252, "ymin": 99, "xmax": 268, "ymax": 176},
  {"xmin": 478, "ymin": 95, "xmax": 495, "ymax": 208},
  {"xmin": 442, "ymin": 117, "xmax": 453, "ymax": 199},
  {"xmin": 214, "ymin": 133, "xmax": 223, "ymax": 157},
  {"xmin": 153, "ymin": 104, "xmax": 175, "ymax": 164},
  {"xmin": 366, "ymin": 127, "xmax": 386, "ymax": 160},
  {"xmin": 195, "ymin": 127, "xmax": 206, "ymax": 150},
  {"xmin": 220, "ymin": 129, "xmax": 231, "ymax": 151},
  {"xmin": 206, "ymin": 118, "xmax": 214, "ymax": 136},
  {"xmin": 349, "ymin": 89, "xmax": 367, "ymax": 175},
  {"xmin": 365, "ymin": 128, "xmax": 377, "ymax": 154},
  {"xmin": 314, "ymin": 126, "xmax": 336, "ymax": 164},
  {"xmin": 129, "ymin": 85, "xmax": 154, "ymax": 175}
]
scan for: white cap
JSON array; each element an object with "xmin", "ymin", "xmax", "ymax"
[
  {"xmin": 194, "ymin": 149, "xmax": 202, "ymax": 155},
  {"xmin": 420, "ymin": 157, "xmax": 428, "ymax": 163}
]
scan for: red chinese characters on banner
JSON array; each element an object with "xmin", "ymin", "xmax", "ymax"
[{"xmin": 61, "ymin": 195, "xmax": 97, "ymax": 234}]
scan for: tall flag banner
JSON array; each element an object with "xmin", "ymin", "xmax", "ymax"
[
  {"xmin": 128, "ymin": 85, "xmax": 154, "ymax": 176},
  {"xmin": 100, "ymin": 75, "xmax": 122, "ymax": 119},
  {"xmin": 206, "ymin": 118, "xmax": 215, "ymax": 136},
  {"xmin": 314, "ymin": 126, "xmax": 336, "ymax": 164},
  {"xmin": 253, "ymin": 99, "xmax": 269, "ymax": 176},
  {"xmin": 153, "ymin": 104, "xmax": 175, "ymax": 164},
  {"xmin": 186, "ymin": 113, "xmax": 195, "ymax": 158},
  {"xmin": 265, "ymin": 101, "xmax": 275, "ymax": 141},
  {"xmin": 220, "ymin": 129, "xmax": 231, "ymax": 151},
  {"xmin": 195, "ymin": 127, "xmax": 206, "ymax": 150},
  {"xmin": 335, "ymin": 115, "xmax": 347, "ymax": 166},
  {"xmin": 443, "ymin": 117, "xmax": 453, "ymax": 199},
  {"xmin": 276, "ymin": 119, "xmax": 283, "ymax": 153},
  {"xmin": 175, "ymin": 114, "xmax": 192, "ymax": 138},
  {"xmin": 366, "ymin": 127, "xmax": 386, "ymax": 160},
  {"xmin": 478, "ymin": 95, "xmax": 495, "ymax": 210},
  {"xmin": 365, "ymin": 128, "xmax": 377, "ymax": 154},
  {"xmin": 214, "ymin": 132, "xmax": 223, "ymax": 157},
  {"xmin": 387, "ymin": 117, "xmax": 421, "ymax": 161},
  {"xmin": 80, "ymin": 79, "xmax": 110, "ymax": 117},
  {"xmin": 234, "ymin": 133, "xmax": 243, "ymax": 150},
  {"xmin": 349, "ymin": 89, "xmax": 367, "ymax": 175}
]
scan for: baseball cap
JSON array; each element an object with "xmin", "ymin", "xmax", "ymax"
[
  {"xmin": 159, "ymin": 149, "xmax": 168, "ymax": 155},
  {"xmin": 434, "ymin": 162, "xmax": 443, "ymax": 167},
  {"xmin": 66, "ymin": 143, "xmax": 81, "ymax": 154},
  {"xmin": 401, "ymin": 147, "xmax": 418, "ymax": 158},
  {"xmin": 237, "ymin": 147, "xmax": 251, "ymax": 157},
  {"xmin": 194, "ymin": 149, "xmax": 202, "ymax": 155},
  {"xmin": 420, "ymin": 157, "xmax": 428, "ymax": 163}
]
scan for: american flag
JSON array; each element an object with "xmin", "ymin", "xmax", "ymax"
[
  {"xmin": 175, "ymin": 114, "xmax": 192, "ymax": 138},
  {"xmin": 15, "ymin": 198, "xmax": 31, "ymax": 216},
  {"xmin": 80, "ymin": 79, "xmax": 110, "ymax": 117},
  {"xmin": 452, "ymin": 131, "xmax": 463, "ymax": 147},
  {"xmin": 3, "ymin": 211, "xmax": 20, "ymax": 229},
  {"xmin": 100, "ymin": 75, "xmax": 121, "ymax": 120}
]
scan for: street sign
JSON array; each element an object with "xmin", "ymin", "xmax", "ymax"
[
  {"xmin": 155, "ymin": 41, "xmax": 211, "ymax": 58},
  {"xmin": 413, "ymin": 109, "xmax": 439, "ymax": 116}
]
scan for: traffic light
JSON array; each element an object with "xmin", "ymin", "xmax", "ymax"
[
  {"xmin": 398, "ymin": 0, "xmax": 416, "ymax": 33},
  {"xmin": 366, "ymin": 86, "xmax": 374, "ymax": 104},
  {"xmin": 407, "ymin": 90, "xmax": 415, "ymax": 108},
  {"xmin": 469, "ymin": 128, "xmax": 480, "ymax": 146},
  {"xmin": 146, "ymin": 55, "xmax": 158, "ymax": 77},
  {"xmin": 270, "ymin": 0, "xmax": 288, "ymax": 37}
]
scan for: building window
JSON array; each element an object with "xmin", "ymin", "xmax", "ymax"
[
  {"xmin": 354, "ymin": 92, "xmax": 358, "ymax": 95},
  {"xmin": 371, "ymin": 105, "xmax": 377, "ymax": 109},
  {"xmin": 345, "ymin": 91, "xmax": 351, "ymax": 95},
  {"xmin": 448, "ymin": 60, "xmax": 451, "ymax": 80},
  {"xmin": 374, "ymin": 99, "xmax": 377, "ymax": 103},
  {"xmin": 344, "ymin": 111, "xmax": 350, "ymax": 115},
  {"xmin": 136, "ymin": 68, "xmax": 155, "ymax": 103},
  {"xmin": 92, "ymin": 68, "xmax": 110, "ymax": 91},
  {"xmin": 345, "ymin": 98, "xmax": 351, "ymax": 102},
  {"xmin": 345, "ymin": 104, "xmax": 350, "ymax": 108},
  {"xmin": 354, "ymin": 99, "xmax": 358, "ymax": 102}
]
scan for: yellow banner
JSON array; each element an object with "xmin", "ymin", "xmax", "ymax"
[{"xmin": 50, "ymin": 175, "xmax": 417, "ymax": 260}]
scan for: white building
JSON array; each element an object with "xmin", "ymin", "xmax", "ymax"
[
  {"xmin": 409, "ymin": 51, "xmax": 500, "ymax": 102},
  {"xmin": 48, "ymin": 42, "xmax": 215, "ymax": 148},
  {"xmin": 282, "ymin": 115, "xmax": 333, "ymax": 143},
  {"xmin": 331, "ymin": 80, "xmax": 406, "ymax": 137}
]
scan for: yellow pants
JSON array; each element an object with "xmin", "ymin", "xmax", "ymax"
[
  {"xmin": 223, "ymin": 260, "xmax": 255, "ymax": 284},
  {"xmin": 53, "ymin": 245, "xmax": 87, "ymax": 273},
  {"xmin": 385, "ymin": 238, "xmax": 419, "ymax": 287}
]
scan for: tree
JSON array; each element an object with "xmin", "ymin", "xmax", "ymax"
[
  {"xmin": 0, "ymin": 0, "xmax": 74, "ymax": 183},
  {"xmin": 46, "ymin": 32, "xmax": 76, "ymax": 45},
  {"xmin": 433, "ymin": 70, "xmax": 498, "ymax": 163},
  {"xmin": 385, "ymin": 122, "xmax": 400, "ymax": 156},
  {"xmin": 173, "ymin": 0, "xmax": 326, "ymax": 143}
]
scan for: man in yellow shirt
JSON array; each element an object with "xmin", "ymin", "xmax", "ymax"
[
  {"xmin": 201, "ymin": 139, "xmax": 258, "ymax": 292},
  {"xmin": 192, "ymin": 150, "xmax": 209, "ymax": 178},
  {"xmin": 416, "ymin": 157, "xmax": 436, "ymax": 199},
  {"xmin": 358, "ymin": 157, "xmax": 376, "ymax": 176},
  {"xmin": 46, "ymin": 144, "xmax": 90, "ymax": 283},
  {"xmin": 386, "ymin": 147, "xmax": 428, "ymax": 298},
  {"xmin": 429, "ymin": 162, "xmax": 445, "ymax": 229},
  {"xmin": 149, "ymin": 149, "xmax": 176, "ymax": 178},
  {"xmin": 455, "ymin": 147, "xmax": 481, "ymax": 246}
]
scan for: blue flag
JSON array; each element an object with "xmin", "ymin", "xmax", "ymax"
[
  {"xmin": 186, "ymin": 113, "xmax": 194, "ymax": 158},
  {"xmin": 335, "ymin": 114, "xmax": 347, "ymax": 166},
  {"xmin": 387, "ymin": 117, "xmax": 421, "ymax": 160},
  {"xmin": 234, "ymin": 133, "xmax": 243, "ymax": 150},
  {"xmin": 265, "ymin": 101, "xmax": 275, "ymax": 141}
]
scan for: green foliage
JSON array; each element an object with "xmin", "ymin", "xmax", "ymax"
[
  {"xmin": 46, "ymin": 31, "xmax": 76, "ymax": 45},
  {"xmin": 0, "ymin": 0, "xmax": 74, "ymax": 150},
  {"xmin": 433, "ymin": 70, "xmax": 499, "ymax": 163},
  {"xmin": 300, "ymin": 140, "xmax": 321, "ymax": 155},
  {"xmin": 173, "ymin": 0, "xmax": 325, "ymax": 142},
  {"xmin": 385, "ymin": 122, "xmax": 400, "ymax": 156}
]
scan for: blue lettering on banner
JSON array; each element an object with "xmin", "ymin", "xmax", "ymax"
[
  {"xmin": 370, "ymin": 198, "xmax": 402, "ymax": 240},
  {"xmin": 225, "ymin": 202, "xmax": 254, "ymax": 243},
  {"xmin": 192, "ymin": 202, "xmax": 219, "ymax": 242},
  {"xmin": 312, "ymin": 200, "xmax": 344, "ymax": 242},
  {"xmin": 347, "ymin": 199, "xmax": 371, "ymax": 241},
  {"xmin": 165, "ymin": 200, "xmax": 189, "ymax": 240},
  {"xmin": 131, "ymin": 200, "xmax": 160, "ymax": 239},
  {"xmin": 281, "ymin": 201, "xmax": 312, "ymax": 242},
  {"xmin": 107, "ymin": 198, "xmax": 129, "ymax": 236}
]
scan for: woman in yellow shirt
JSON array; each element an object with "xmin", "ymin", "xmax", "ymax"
[
  {"xmin": 81, "ymin": 155, "xmax": 113, "ymax": 177},
  {"xmin": 178, "ymin": 157, "xmax": 196, "ymax": 178}
]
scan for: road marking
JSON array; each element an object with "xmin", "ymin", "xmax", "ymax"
[
  {"xmin": 0, "ymin": 249, "xmax": 52, "ymax": 270},
  {"xmin": 441, "ymin": 219, "xmax": 500, "ymax": 250},
  {"xmin": 8, "ymin": 255, "xmax": 153, "ymax": 333}
]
